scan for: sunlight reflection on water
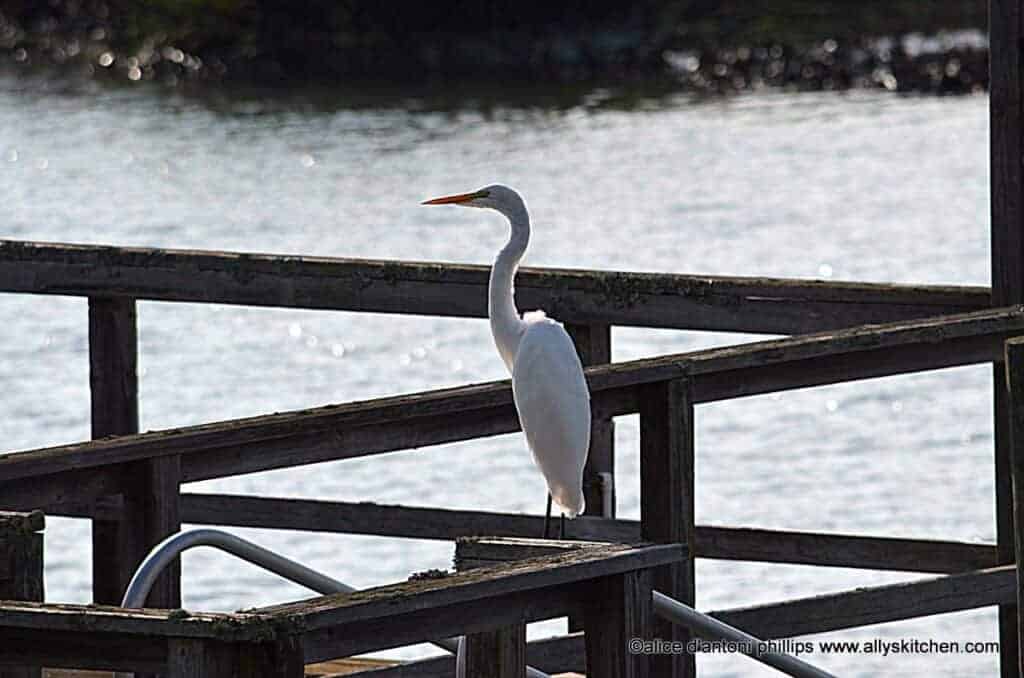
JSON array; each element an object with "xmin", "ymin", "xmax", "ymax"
[{"xmin": 0, "ymin": 80, "xmax": 994, "ymax": 675}]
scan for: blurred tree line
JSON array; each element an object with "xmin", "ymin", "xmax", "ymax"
[{"xmin": 0, "ymin": 0, "xmax": 987, "ymax": 83}]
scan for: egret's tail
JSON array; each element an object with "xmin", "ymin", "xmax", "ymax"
[{"xmin": 553, "ymin": 488, "xmax": 585, "ymax": 519}]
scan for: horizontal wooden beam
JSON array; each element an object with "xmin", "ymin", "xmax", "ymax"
[
  {"xmin": 179, "ymin": 494, "xmax": 637, "ymax": 542},
  {"xmin": 0, "ymin": 628, "xmax": 167, "ymax": 672},
  {"xmin": 247, "ymin": 543, "xmax": 680, "ymax": 661},
  {"xmin": 179, "ymin": 494, "xmax": 997, "ymax": 574},
  {"xmin": 694, "ymin": 525, "xmax": 998, "ymax": 574},
  {"xmin": 712, "ymin": 565, "xmax": 1017, "ymax": 639},
  {"xmin": 0, "ymin": 600, "xmax": 269, "ymax": 642},
  {"xmin": 0, "ymin": 239, "xmax": 988, "ymax": 334},
  {"xmin": 3, "ymin": 307, "xmax": 1024, "ymax": 497},
  {"xmin": 254, "ymin": 542, "xmax": 680, "ymax": 630}
]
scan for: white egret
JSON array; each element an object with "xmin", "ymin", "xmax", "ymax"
[{"xmin": 423, "ymin": 185, "xmax": 591, "ymax": 537}]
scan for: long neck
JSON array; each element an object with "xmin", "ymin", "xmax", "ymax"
[{"xmin": 489, "ymin": 206, "xmax": 530, "ymax": 373}]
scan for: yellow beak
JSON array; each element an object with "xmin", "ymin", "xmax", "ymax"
[{"xmin": 421, "ymin": 190, "xmax": 485, "ymax": 205}]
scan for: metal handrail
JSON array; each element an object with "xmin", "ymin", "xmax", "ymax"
[
  {"xmin": 123, "ymin": 529, "xmax": 834, "ymax": 678},
  {"xmin": 121, "ymin": 529, "xmax": 547, "ymax": 678},
  {"xmin": 651, "ymin": 591, "xmax": 837, "ymax": 678}
]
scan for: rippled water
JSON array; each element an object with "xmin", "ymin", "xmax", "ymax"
[{"xmin": 0, "ymin": 77, "xmax": 995, "ymax": 676}]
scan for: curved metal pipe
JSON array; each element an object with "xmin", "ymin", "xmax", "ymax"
[
  {"xmin": 122, "ymin": 529, "xmax": 547, "ymax": 678},
  {"xmin": 125, "ymin": 530, "xmax": 828, "ymax": 677},
  {"xmin": 122, "ymin": 529, "xmax": 352, "ymax": 607},
  {"xmin": 651, "ymin": 591, "xmax": 837, "ymax": 678}
]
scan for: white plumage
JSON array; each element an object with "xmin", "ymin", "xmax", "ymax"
[
  {"xmin": 423, "ymin": 185, "xmax": 591, "ymax": 519},
  {"xmin": 512, "ymin": 312, "xmax": 590, "ymax": 516}
]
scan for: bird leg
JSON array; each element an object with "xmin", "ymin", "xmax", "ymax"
[
  {"xmin": 559, "ymin": 512, "xmax": 566, "ymax": 540},
  {"xmin": 543, "ymin": 494, "xmax": 553, "ymax": 539}
]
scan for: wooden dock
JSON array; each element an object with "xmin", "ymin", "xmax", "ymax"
[{"xmin": 3, "ymin": 0, "xmax": 1024, "ymax": 675}]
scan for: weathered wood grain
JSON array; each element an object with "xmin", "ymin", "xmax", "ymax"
[
  {"xmin": 0, "ymin": 628, "xmax": 167, "ymax": 672},
  {"xmin": 693, "ymin": 525, "xmax": 997, "ymax": 574},
  {"xmin": 450, "ymin": 527, "xmax": 997, "ymax": 574},
  {"xmin": 463, "ymin": 624, "xmax": 525, "ymax": 678},
  {"xmin": 0, "ymin": 512, "xmax": 44, "ymax": 678},
  {"xmin": 640, "ymin": 378, "xmax": 693, "ymax": 678},
  {"xmin": 0, "ymin": 601, "xmax": 271, "ymax": 640},
  {"xmin": 584, "ymin": 571, "xmax": 651, "ymax": 678},
  {"xmin": 88, "ymin": 297, "xmax": 142, "ymax": 606},
  {"xmin": 711, "ymin": 565, "xmax": 1017, "ymax": 639},
  {"xmin": 0, "ymin": 239, "xmax": 989, "ymax": 334},
  {"xmin": 180, "ymin": 494, "xmax": 638, "ymax": 543},
  {"xmin": 250, "ymin": 543, "xmax": 680, "ymax": 661},
  {"xmin": 253, "ymin": 543, "xmax": 680, "ymax": 631}
]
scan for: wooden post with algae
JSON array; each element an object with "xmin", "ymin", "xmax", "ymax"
[{"xmin": 0, "ymin": 510, "xmax": 44, "ymax": 678}]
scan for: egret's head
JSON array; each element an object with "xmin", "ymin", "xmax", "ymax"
[{"xmin": 422, "ymin": 184, "xmax": 526, "ymax": 217}]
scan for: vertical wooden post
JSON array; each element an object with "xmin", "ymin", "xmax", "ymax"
[
  {"xmin": 639, "ymin": 378, "xmax": 694, "ymax": 678},
  {"xmin": 0, "ymin": 511, "xmax": 44, "ymax": 678},
  {"xmin": 991, "ymin": 0, "xmax": 1024, "ymax": 674},
  {"xmin": 89, "ymin": 297, "xmax": 181, "ymax": 608},
  {"xmin": 464, "ymin": 624, "xmax": 526, "ymax": 678},
  {"xmin": 566, "ymin": 323, "xmax": 616, "ymax": 519},
  {"xmin": 1006, "ymin": 337, "xmax": 1024, "ymax": 675},
  {"xmin": 583, "ymin": 570, "xmax": 651, "ymax": 678}
]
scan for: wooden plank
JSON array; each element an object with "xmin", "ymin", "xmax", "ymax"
[
  {"xmin": 1007, "ymin": 337, "xmax": 1024, "ymax": 676},
  {"xmin": 167, "ymin": 639, "xmax": 234, "ymax": 678},
  {"xmin": 455, "ymin": 537, "xmax": 608, "ymax": 570},
  {"xmin": 639, "ymin": 378, "xmax": 693, "ymax": 678},
  {"xmin": 583, "ymin": 571, "xmax": 650, "ymax": 678},
  {"xmin": 0, "ymin": 467, "xmax": 126, "ymax": 514},
  {"xmin": 566, "ymin": 323, "xmax": 616, "ymax": 519},
  {"xmin": 0, "ymin": 628, "xmax": 166, "ymax": 672},
  {"xmin": 254, "ymin": 543, "xmax": 680, "ymax": 629},
  {"xmin": 0, "ymin": 512, "xmax": 43, "ymax": 678},
  {"xmin": 181, "ymin": 494, "xmax": 638, "ymax": 543},
  {"xmin": 5, "ymin": 307, "xmax": 1024, "ymax": 494},
  {"xmin": 167, "ymin": 638, "xmax": 304, "ymax": 678},
  {"xmin": 712, "ymin": 565, "xmax": 1017, "ymax": 639},
  {"xmin": 33, "ymin": 492, "xmax": 984, "ymax": 574},
  {"xmin": 694, "ymin": 526, "xmax": 998, "ymax": 574},
  {"xmin": 88, "ymin": 297, "xmax": 142, "ymax": 606},
  {"xmin": 452, "ymin": 527, "xmax": 998, "ymax": 574},
  {"xmin": 0, "ymin": 239, "xmax": 989, "ymax": 334},
  {"xmin": 0, "ymin": 600, "xmax": 272, "ymax": 641},
  {"xmin": 992, "ymin": 3, "xmax": 1024, "ymax": 672},
  {"xmin": 130, "ymin": 455, "xmax": 182, "ymax": 608},
  {"xmin": 463, "ymin": 624, "xmax": 525, "ymax": 678}
]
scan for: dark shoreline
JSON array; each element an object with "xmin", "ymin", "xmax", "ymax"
[{"xmin": 0, "ymin": 1, "xmax": 989, "ymax": 97}]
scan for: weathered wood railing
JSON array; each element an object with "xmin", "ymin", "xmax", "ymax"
[
  {"xmin": 2, "ymin": 236, "xmax": 991, "ymax": 614},
  {"xmin": 0, "ymin": 541, "xmax": 681, "ymax": 678},
  {"xmin": 0, "ymin": 236, "xmax": 994, "ymax": 618},
  {"xmin": 0, "ymin": 239, "xmax": 988, "ymax": 333},
  {"xmin": 1, "ymin": 306, "xmax": 1021, "ymax": 676}
]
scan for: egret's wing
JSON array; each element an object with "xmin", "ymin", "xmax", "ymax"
[{"xmin": 511, "ymin": 317, "xmax": 591, "ymax": 517}]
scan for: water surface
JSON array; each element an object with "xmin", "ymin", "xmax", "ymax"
[{"xmin": 0, "ymin": 78, "xmax": 994, "ymax": 676}]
